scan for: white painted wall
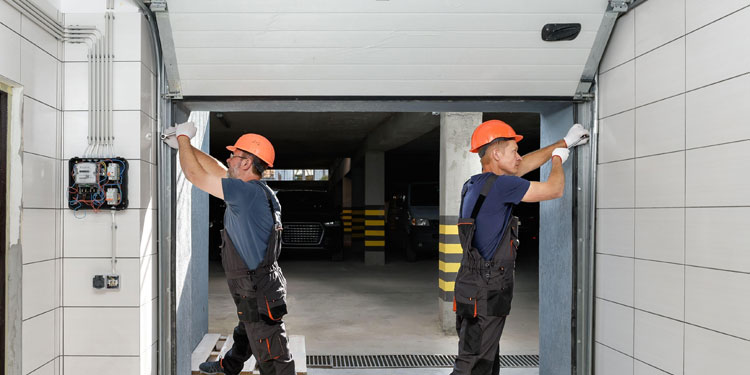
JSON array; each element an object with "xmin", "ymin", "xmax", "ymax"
[
  {"xmin": 595, "ymin": 1, "xmax": 750, "ymax": 374},
  {"xmin": 0, "ymin": 0, "xmax": 158, "ymax": 373}
]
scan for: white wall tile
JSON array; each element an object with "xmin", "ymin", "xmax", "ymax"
[
  {"xmin": 686, "ymin": 141, "xmax": 750, "ymax": 207},
  {"xmin": 27, "ymin": 358, "xmax": 57, "ymax": 375},
  {"xmin": 140, "ymin": 16, "xmax": 155, "ymax": 74},
  {"xmin": 63, "ymin": 356, "xmax": 139, "ymax": 375},
  {"xmin": 686, "ymin": 207, "xmax": 750, "ymax": 273},
  {"xmin": 113, "ymin": 62, "xmax": 141, "ymax": 111},
  {"xmin": 686, "ymin": 74, "xmax": 750, "ymax": 149},
  {"xmin": 634, "ymin": 260, "xmax": 684, "ymax": 320},
  {"xmin": 0, "ymin": 24, "xmax": 22, "ymax": 83},
  {"xmin": 596, "ymin": 254, "xmax": 634, "ymax": 306},
  {"xmin": 601, "ymin": 11, "xmax": 634, "ymax": 73},
  {"xmin": 595, "ymin": 343, "xmax": 634, "ymax": 375},
  {"xmin": 22, "ymin": 260, "xmax": 56, "ymax": 319},
  {"xmin": 62, "ymin": 62, "xmax": 87, "ymax": 111},
  {"xmin": 140, "ymin": 64, "xmax": 155, "ymax": 118},
  {"xmin": 599, "ymin": 110, "xmax": 634, "ymax": 163},
  {"xmin": 128, "ymin": 160, "xmax": 155, "ymax": 209},
  {"xmin": 635, "ymin": 152, "xmax": 684, "ymax": 208},
  {"xmin": 686, "ymin": 0, "xmax": 750, "ymax": 32},
  {"xmin": 63, "ymin": 307, "xmax": 139, "ymax": 355},
  {"xmin": 139, "ymin": 298, "xmax": 157, "ymax": 354},
  {"xmin": 684, "ymin": 325, "xmax": 750, "ymax": 375},
  {"xmin": 635, "ymin": 361, "xmax": 670, "ymax": 375},
  {"xmin": 685, "ymin": 266, "xmax": 750, "ymax": 340},
  {"xmin": 22, "ymin": 310, "xmax": 56, "ymax": 375},
  {"xmin": 600, "ymin": 60, "xmax": 635, "ymax": 118},
  {"xmin": 63, "ymin": 208, "xmax": 147, "ymax": 258},
  {"xmin": 686, "ymin": 7, "xmax": 750, "ymax": 90},
  {"xmin": 22, "ymin": 153, "xmax": 58, "ymax": 209},
  {"xmin": 635, "ymin": 94, "xmax": 685, "ymax": 157},
  {"xmin": 62, "ymin": 258, "xmax": 139, "ymax": 307},
  {"xmin": 597, "ymin": 160, "xmax": 634, "ymax": 209},
  {"xmin": 23, "ymin": 97, "xmax": 58, "ymax": 158},
  {"xmin": 596, "ymin": 298, "xmax": 634, "ymax": 355},
  {"xmin": 140, "ymin": 111, "xmax": 156, "ymax": 163},
  {"xmin": 61, "ymin": 0, "xmax": 140, "ymax": 13},
  {"xmin": 141, "ymin": 342, "xmax": 157, "ymax": 375},
  {"xmin": 0, "ymin": 0, "xmax": 22, "ymax": 33},
  {"xmin": 634, "ymin": 310, "xmax": 684, "ymax": 375},
  {"xmin": 21, "ymin": 15, "xmax": 58, "ymax": 59},
  {"xmin": 22, "ymin": 209, "xmax": 57, "ymax": 264},
  {"xmin": 596, "ymin": 209, "xmax": 634, "ymax": 257},
  {"xmin": 634, "ymin": 0, "xmax": 685, "ymax": 56},
  {"xmin": 140, "ymin": 254, "xmax": 156, "ymax": 305},
  {"xmin": 634, "ymin": 208, "xmax": 684, "ymax": 264},
  {"xmin": 113, "ymin": 12, "xmax": 142, "ymax": 62},
  {"xmin": 63, "ymin": 110, "xmax": 149, "ymax": 160},
  {"xmin": 21, "ymin": 39, "xmax": 58, "ymax": 108},
  {"xmin": 635, "ymin": 38, "xmax": 685, "ymax": 107}
]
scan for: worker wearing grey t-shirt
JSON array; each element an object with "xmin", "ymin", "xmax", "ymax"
[{"xmin": 163, "ymin": 122, "xmax": 294, "ymax": 375}]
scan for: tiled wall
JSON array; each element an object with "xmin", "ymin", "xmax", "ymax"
[
  {"xmin": 595, "ymin": 1, "xmax": 750, "ymax": 374},
  {"xmin": 0, "ymin": 1, "xmax": 157, "ymax": 374}
]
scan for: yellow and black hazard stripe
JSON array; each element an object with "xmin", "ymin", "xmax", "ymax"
[
  {"xmin": 438, "ymin": 215, "xmax": 462, "ymax": 302},
  {"xmin": 341, "ymin": 208, "xmax": 352, "ymax": 247},
  {"xmin": 364, "ymin": 206, "xmax": 385, "ymax": 252},
  {"xmin": 351, "ymin": 208, "xmax": 365, "ymax": 239}
]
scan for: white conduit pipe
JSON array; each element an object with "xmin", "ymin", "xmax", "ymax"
[{"xmin": 6, "ymin": 0, "xmax": 112, "ymax": 158}]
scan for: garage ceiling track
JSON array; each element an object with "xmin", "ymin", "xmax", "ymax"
[{"xmin": 166, "ymin": 0, "xmax": 609, "ymax": 97}]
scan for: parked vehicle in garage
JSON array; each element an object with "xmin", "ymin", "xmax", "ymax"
[
  {"xmin": 388, "ymin": 182, "xmax": 439, "ymax": 261},
  {"xmin": 275, "ymin": 189, "xmax": 343, "ymax": 260}
]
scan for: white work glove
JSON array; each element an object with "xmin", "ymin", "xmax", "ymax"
[
  {"xmin": 175, "ymin": 121, "xmax": 197, "ymax": 140},
  {"xmin": 552, "ymin": 148, "xmax": 570, "ymax": 164},
  {"xmin": 563, "ymin": 123, "xmax": 590, "ymax": 148},
  {"xmin": 161, "ymin": 126, "xmax": 178, "ymax": 149}
]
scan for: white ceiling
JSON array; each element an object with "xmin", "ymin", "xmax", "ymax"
[{"xmin": 167, "ymin": 0, "xmax": 608, "ymax": 97}]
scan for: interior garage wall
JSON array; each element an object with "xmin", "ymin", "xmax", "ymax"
[
  {"xmin": 595, "ymin": 1, "xmax": 750, "ymax": 373},
  {"xmin": 0, "ymin": 1, "xmax": 159, "ymax": 374}
]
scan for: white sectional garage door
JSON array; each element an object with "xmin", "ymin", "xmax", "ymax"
[{"xmin": 168, "ymin": 0, "xmax": 608, "ymax": 97}]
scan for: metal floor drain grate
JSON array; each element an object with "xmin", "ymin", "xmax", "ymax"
[{"xmin": 307, "ymin": 354, "xmax": 539, "ymax": 369}]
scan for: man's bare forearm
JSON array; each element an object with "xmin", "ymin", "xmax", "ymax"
[{"xmin": 516, "ymin": 139, "xmax": 567, "ymax": 177}]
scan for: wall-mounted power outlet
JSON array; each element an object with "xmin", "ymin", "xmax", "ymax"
[
  {"xmin": 93, "ymin": 275, "xmax": 105, "ymax": 289},
  {"xmin": 106, "ymin": 274, "xmax": 120, "ymax": 289}
]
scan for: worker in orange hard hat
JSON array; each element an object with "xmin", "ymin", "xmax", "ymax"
[
  {"xmin": 162, "ymin": 122, "xmax": 295, "ymax": 375},
  {"xmin": 450, "ymin": 120, "xmax": 589, "ymax": 375}
]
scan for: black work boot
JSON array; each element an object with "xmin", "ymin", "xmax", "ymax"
[{"xmin": 199, "ymin": 359, "xmax": 232, "ymax": 375}]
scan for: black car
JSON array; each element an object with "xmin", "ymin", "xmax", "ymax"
[{"xmin": 275, "ymin": 189, "xmax": 343, "ymax": 260}]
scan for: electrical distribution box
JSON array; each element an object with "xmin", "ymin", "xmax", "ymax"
[{"xmin": 68, "ymin": 157, "xmax": 129, "ymax": 211}]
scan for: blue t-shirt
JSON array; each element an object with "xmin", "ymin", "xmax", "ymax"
[
  {"xmin": 222, "ymin": 179, "xmax": 281, "ymax": 270},
  {"xmin": 460, "ymin": 172, "xmax": 530, "ymax": 260}
]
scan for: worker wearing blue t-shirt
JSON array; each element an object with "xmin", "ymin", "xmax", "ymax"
[
  {"xmin": 163, "ymin": 122, "xmax": 295, "ymax": 375},
  {"xmin": 451, "ymin": 120, "xmax": 590, "ymax": 375}
]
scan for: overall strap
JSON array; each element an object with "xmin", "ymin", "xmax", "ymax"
[
  {"xmin": 257, "ymin": 181, "xmax": 281, "ymax": 228},
  {"xmin": 469, "ymin": 174, "xmax": 498, "ymax": 219}
]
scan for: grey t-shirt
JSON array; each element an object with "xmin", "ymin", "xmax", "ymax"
[{"xmin": 221, "ymin": 179, "xmax": 281, "ymax": 270}]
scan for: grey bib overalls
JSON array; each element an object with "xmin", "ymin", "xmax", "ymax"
[
  {"xmin": 451, "ymin": 174, "xmax": 519, "ymax": 375},
  {"xmin": 218, "ymin": 184, "xmax": 295, "ymax": 375}
]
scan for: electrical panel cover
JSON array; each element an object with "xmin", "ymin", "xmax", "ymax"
[{"xmin": 68, "ymin": 157, "xmax": 128, "ymax": 211}]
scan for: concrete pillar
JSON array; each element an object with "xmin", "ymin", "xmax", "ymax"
[
  {"xmin": 438, "ymin": 112, "xmax": 483, "ymax": 332},
  {"xmin": 363, "ymin": 151, "xmax": 385, "ymax": 265}
]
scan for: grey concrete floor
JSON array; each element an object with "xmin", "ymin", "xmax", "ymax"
[{"xmin": 208, "ymin": 256, "xmax": 539, "ymax": 373}]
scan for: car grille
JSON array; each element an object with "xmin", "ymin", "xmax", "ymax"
[{"xmin": 282, "ymin": 222, "xmax": 324, "ymax": 245}]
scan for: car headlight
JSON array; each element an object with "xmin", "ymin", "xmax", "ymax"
[
  {"xmin": 323, "ymin": 221, "xmax": 341, "ymax": 227},
  {"xmin": 410, "ymin": 218, "xmax": 430, "ymax": 226}
]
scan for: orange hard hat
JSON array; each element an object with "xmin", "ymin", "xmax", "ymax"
[
  {"xmin": 470, "ymin": 120, "xmax": 523, "ymax": 153},
  {"xmin": 226, "ymin": 133, "xmax": 275, "ymax": 167}
]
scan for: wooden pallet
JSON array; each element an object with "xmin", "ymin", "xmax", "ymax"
[{"xmin": 191, "ymin": 333, "xmax": 306, "ymax": 375}]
